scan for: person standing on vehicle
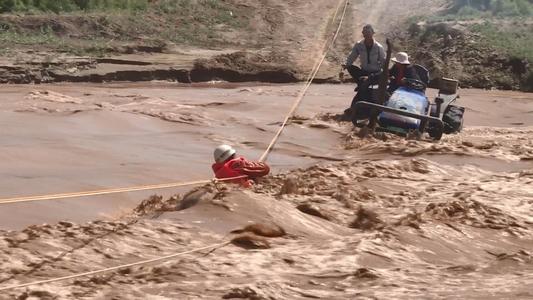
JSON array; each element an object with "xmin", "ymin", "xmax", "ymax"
[
  {"xmin": 388, "ymin": 52, "xmax": 421, "ymax": 93},
  {"xmin": 342, "ymin": 24, "xmax": 386, "ymax": 88},
  {"xmin": 211, "ymin": 144, "xmax": 270, "ymax": 188}
]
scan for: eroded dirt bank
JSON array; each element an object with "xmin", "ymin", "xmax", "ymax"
[
  {"xmin": 0, "ymin": 0, "xmax": 450, "ymax": 86},
  {"xmin": 1, "ymin": 0, "xmax": 531, "ymax": 90},
  {"xmin": 0, "ymin": 83, "xmax": 531, "ymax": 299},
  {"xmin": 392, "ymin": 21, "xmax": 532, "ymax": 91}
]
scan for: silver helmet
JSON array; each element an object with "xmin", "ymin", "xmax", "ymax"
[{"xmin": 213, "ymin": 144, "xmax": 236, "ymax": 163}]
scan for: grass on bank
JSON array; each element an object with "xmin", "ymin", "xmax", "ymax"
[
  {"xmin": 471, "ymin": 20, "xmax": 533, "ymax": 89},
  {"xmin": 0, "ymin": 0, "xmax": 244, "ymax": 16},
  {"xmin": 470, "ymin": 21, "xmax": 533, "ymax": 63},
  {"xmin": 1, "ymin": 0, "xmax": 149, "ymax": 13},
  {"xmin": 451, "ymin": 0, "xmax": 533, "ymax": 17},
  {"xmin": 405, "ymin": 1, "xmax": 533, "ymax": 91},
  {"xmin": 0, "ymin": 0, "xmax": 251, "ymax": 55},
  {"xmin": 420, "ymin": 0, "xmax": 533, "ymax": 22},
  {"xmin": 0, "ymin": 29, "xmax": 112, "ymax": 56}
]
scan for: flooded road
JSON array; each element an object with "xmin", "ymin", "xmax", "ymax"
[{"xmin": 0, "ymin": 82, "xmax": 531, "ymax": 299}]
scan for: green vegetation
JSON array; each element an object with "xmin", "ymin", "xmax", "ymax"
[
  {"xmin": 153, "ymin": 0, "xmax": 246, "ymax": 44},
  {"xmin": 0, "ymin": 27, "xmax": 111, "ymax": 56},
  {"xmin": 471, "ymin": 21, "xmax": 533, "ymax": 62},
  {"xmin": 0, "ymin": 0, "xmax": 243, "ymax": 14},
  {"xmin": 410, "ymin": 1, "xmax": 533, "ymax": 23},
  {"xmin": 0, "ymin": 0, "xmax": 248, "ymax": 14},
  {"xmin": 404, "ymin": 1, "xmax": 533, "ymax": 90},
  {"xmin": 0, "ymin": 0, "xmax": 251, "ymax": 55},
  {"xmin": 451, "ymin": 0, "xmax": 533, "ymax": 17},
  {"xmin": 0, "ymin": 0, "xmax": 149, "ymax": 13},
  {"xmin": 471, "ymin": 21, "xmax": 533, "ymax": 90},
  {"xmin": 420, "ymin": 1, "xmax": 533, "ymax": 64}
]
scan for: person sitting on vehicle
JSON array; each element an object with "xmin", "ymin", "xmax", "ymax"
[
  {"xmin": 211, "ymin": 144, "xmax": 270, "ymax": 187},
  {"xmin": 388, "ymin": 52, "xmax": 421, "ymax": 93},
  {"xmin": 342, "ymin": 24, "xmax": 386, "ymax": 89}
]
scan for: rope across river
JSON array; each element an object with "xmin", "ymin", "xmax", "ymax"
[
  {"xmin": 0, "ymin": 176, "xmax": 246, "ymax": 206},
  {"xmin": 0, "ymin": 0, "xmax": 350, "ymax": 292},
  {"xmin": 0, "ymin": 242, "xmax": 231, "ymax": 292},
  {"xmin": 0, "ymin": 0, "xmax": 348, "ymax": 206}
]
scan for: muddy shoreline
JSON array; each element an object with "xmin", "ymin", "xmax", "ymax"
[
  {"xmin": 3, "ymin": 49, "xmax": 529, "ymax": 90},
  {"xmin": 0, "ymin": 49, "xmax": 346, "ymax": 86}
]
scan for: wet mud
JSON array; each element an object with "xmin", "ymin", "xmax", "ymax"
[{"xmin": 0, "ymin": 52, "xmax": 300, "ymax": 85}]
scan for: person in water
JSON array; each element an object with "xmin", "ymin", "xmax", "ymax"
[{"xmin": 211, "ymin": 144, "xmax": 270, "ymax": 187}]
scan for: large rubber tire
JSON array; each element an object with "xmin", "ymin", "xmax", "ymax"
[
  {"xmin": 428, "ymin": 124, "xmax": 443, "ymax": 140},
  {"xmin": 350, "ymin": 93, "xmax": 372, "ymax": 127},
  {"xmin": 443, "ymin": 105, "xmax": 465, "ymax": 134}
]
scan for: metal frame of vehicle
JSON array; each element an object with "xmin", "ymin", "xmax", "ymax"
[{"xmin": 353, "ymin": 100, "xmax": 444, "ymax": 135}]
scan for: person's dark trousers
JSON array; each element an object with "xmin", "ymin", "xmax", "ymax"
[
  {"xmin": 346, "ymin": 65, "xmax": 370, "ymax": 84},
  {"xmin": 346, "ymin": 65, "xmax": 381, "ymax": 85}
]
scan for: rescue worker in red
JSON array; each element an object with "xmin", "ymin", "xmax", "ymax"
[{"xmin": 211, "ymin": 144, "xmax": 270, "ymax": 187}]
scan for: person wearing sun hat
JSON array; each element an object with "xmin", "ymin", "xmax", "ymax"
[{"xmin": 388, "ymin": 51, "xmax": 420, "ymax": 93}]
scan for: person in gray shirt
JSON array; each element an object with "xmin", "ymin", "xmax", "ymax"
[{"xmin": 342, "ymin": 24, "xmax": 386, "ymax": 87}]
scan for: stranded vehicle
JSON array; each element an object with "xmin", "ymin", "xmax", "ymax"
[{"xmin": 350, "ymin": 65, "xmax": 465, "ymax": 140}]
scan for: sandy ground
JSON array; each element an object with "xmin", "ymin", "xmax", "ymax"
[{"xmin": 0, "ymin": 82, "xmax": 531, "ymax": 299}]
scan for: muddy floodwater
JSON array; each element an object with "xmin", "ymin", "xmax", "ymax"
[{"xmin": 0, "ymin": 82, "xmax": 532, "ymax": 299}]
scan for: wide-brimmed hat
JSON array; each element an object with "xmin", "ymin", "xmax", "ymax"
[{"xmin": 391, "ymin": 52, "xmax": 410, "ymax": 65}]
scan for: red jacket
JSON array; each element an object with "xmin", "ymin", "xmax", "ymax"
[{"xmin": 212, "ymin": 157, "xmax": 270, "ymax": 187}]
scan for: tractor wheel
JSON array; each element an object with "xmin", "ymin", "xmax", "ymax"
[
  {"xmin": 350, "ymin": 95, "xmax": 370, "ymax": 128},
  {"xmin": 443, "ymin": 105, "xmax": 465, "ymax": 134},
  {"xmin": 428, "ymin": 126, "xmax": 443, "ymax": 140}
]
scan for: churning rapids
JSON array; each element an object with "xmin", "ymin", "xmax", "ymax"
[{"xmin": 0, "ymin": 82, "xmax": 531, "ymax": 299}]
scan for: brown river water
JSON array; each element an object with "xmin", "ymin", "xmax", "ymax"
[{"xmin": 0, "ymin": 82, "xmax": 531, "ymax": 299}]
